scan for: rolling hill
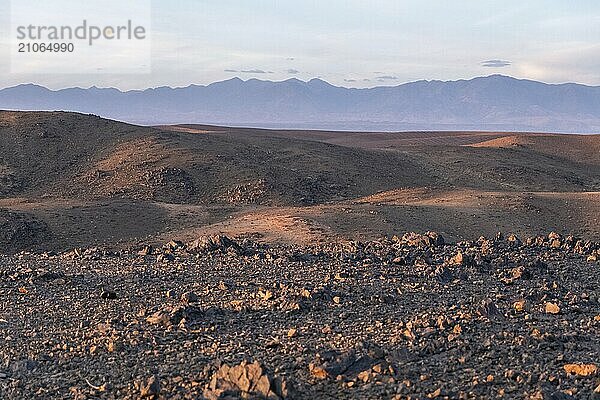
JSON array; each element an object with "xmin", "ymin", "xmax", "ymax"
[{"xmin": 0, "ymin": 111, "xmax": 598, "ymax": 252}]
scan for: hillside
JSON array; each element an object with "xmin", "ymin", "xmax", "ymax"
[
  {"xmin": 0, "ymin": 111, "xmax": 599, "ymax": 252},
  {"xmin": 1, "ymin": 75, "xmax": 600, "ymax": 132}
]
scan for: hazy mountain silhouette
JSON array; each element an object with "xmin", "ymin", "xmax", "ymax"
[{"xmin": 1, "ymin": 75, "xmax": 599, "ymax": 132}]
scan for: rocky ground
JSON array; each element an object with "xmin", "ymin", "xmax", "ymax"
[{"xmin": 0, "ymin": 232, "xmax": 599, "ymax": 399}]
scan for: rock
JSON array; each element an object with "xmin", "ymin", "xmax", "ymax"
[
  {"xmin": 392, "ymin": 256, "xmax": 405, "ymax": 265},
  {"xmin": 507, "ymin": 234, "xmax": 522, "ymax": 247},
  {"xmin": 545, "ymin": 302, "xmax": 561, "ymax": 314},
  {"xmin": 2, "ymin": 230, "xmax": 599, "ymax": 399},
  {"xmin": 258, "ymin": 288, "xmax": 274, "ymax": 301},
  {"xmin": 478, "ymin": 299, "xmax": 502, "ymax": 319},
  {"xmin": 500, "ymin": 265, "xmax": 532, "ymax": 284},
  {"xmin": 181, "ymin": 291, "xmax": 199, "ymax": 304},
  {"xmin": 427, "ymin": 231, "xmax": 445, "ymax": 246},
  {"xmin": 514, "ymin": 299, "xmax": 527, "ymax": 312},
  {"xmin": 309, "ymin": 349, "xmax": 385, "ymax": 381},
  {"xmin": 140, "ymin": 375, "xmax": 160, "ymax": 398},
  {"xmin": 434, "ymin": 266, "xmax": 454, "ymax": 283},
  {"xmin": 287, "ymin": 328, "xmax": 298, "ymax": 338},
  {"xmin": 100, "ymin": 289, "xmax": 117, "ymax": 300},
  {"xmin": 450, "ymin": 251, "xmax": 472, "ymax": 266},
  {"xmin": 309, "ymin": 363, "xmax": 329, "ymax": 380},
  {"xmin": 9, "ymin": 359, "xmax": 38, "ymax": 375},
  {"xmin": 401, "ymin": 232, "xmax": 444, "ymax": 248},
  {"xmin": 165, "ymin": 240, "xmax": 185, "ymax": 252},
  {"xmin": 563, "ymin": 363, "xmax": 597, "ymax": 376},
  {"xmin": 138, "ymin": 245, "xmax": 153, "ymax": 256},
  {"xmin": 187, "ymin": 235, "xmax": 243, "ymax": 254},
  {"xmin": 157, "ymin": 252, "xmax": 175, "ymax": 262},
  {"xmin": 204, "ymin": 361, "xmax": 291, "ymax": 399},
  {"xmin": 218, "ymin": 280, "xmax": 233, "ymax": 291},
  {"xmin": 147, "ymin": 305, "xmax": 222, "ymax": 328},
  {"xmin": 511, "ymin": 266, "xmax": 531, "ymax": 280}
]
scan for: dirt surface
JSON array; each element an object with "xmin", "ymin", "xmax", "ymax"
[
  {"xmin": 1, "ymin": 111, "xmax": 599, "ymax": 399},
  {"xmin": 0, "ymin": 232, "xmax": 598, "ymax": 399}
]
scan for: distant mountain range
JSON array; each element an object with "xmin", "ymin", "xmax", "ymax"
[{"xmin": 1, "ymin": 75, "xmax": 599, "ymax": 132}]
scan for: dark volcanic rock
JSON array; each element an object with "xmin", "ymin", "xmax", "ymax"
[{"xmin": 0, "ymin": 232, "xmax": 598, "ymax": 399}]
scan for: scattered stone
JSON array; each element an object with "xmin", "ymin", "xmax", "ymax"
[
  {"xmin": 187, "ymin": 235, "xmax": 243, "ymax": 254},
  {"xmin": 545, "ymin": 302, "xmax": 561, "ymax": 315},
  {"xmin": 563, "ymin": 364, "xmax": 597, "ymax": 377},
  {"xmin": 258, "ymin": 288, "xmax": 274, "ymax": 301},
  {"xmin": 514, "ymin": 299, "xmax": 527, "ymax": 312},
  {"xmin": 287, "ymin": 328, "xmax": 298, "ymax": 338},
  {"xmin": 181, "ymin": 291, "xmax": 199, "ymax": 304},
  {"xmin": 451, "ymin": 251, "xmax": 471, "ymax": 266},
  {"xmin": 478, "ymin": 298, "xmax": 502, "ymax": 319},
  {"xmin": 139, "ymin": 375, "xmax": 161, "ymax": 398},
  {"xmin": 165, "ymin": 240, "xmax": 185, "ymax": 252},
  {"xmin": 309, "ymin": 349, "xmax": 386, "ymax": 381},
  {"xmin": 400, "ymin": 232, "xmax": 444, "ymax": 248},
  {"xmin": 1, "ymin": 231, "xmax": 598, "ymax": 399},
  {"xmin": 100, "ymin": 289, "xmax": 117, "ymax": 300},
  {"xmin": 138, "ymin": 245, "xmax": 153, "ymax": 256},
  {"xmin": 157, "ymin": 252, "xmax": 175, "ymax": 262},
  {"xmin": 434, "ymin": 266, "xmax": 454, "ymax": 283}
]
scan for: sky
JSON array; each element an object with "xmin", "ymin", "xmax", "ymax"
[{"xmin": 0, "ymin": 0, "xmax": 599, "ymax": 90}]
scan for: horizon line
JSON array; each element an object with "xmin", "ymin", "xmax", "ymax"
[{"xmin": 2, "ymin": 74, "xmax": 598, "ymax": 92}]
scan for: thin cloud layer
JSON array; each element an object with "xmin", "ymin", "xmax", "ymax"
[
  {"xmin": 241, "ymin": 69, "xmax": 273, "ymax": 74},
  {"xmin": 376, "ymin": 76, "xmax": 398, "ymax": 82},
  {"xmin": 481, "ymin": 60, "xmax": 512, "ymax": 68}
]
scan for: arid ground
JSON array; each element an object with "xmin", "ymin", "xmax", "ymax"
[{"xmin": 0, "ymin": 111, "xmax": 599, "ymax": 399}]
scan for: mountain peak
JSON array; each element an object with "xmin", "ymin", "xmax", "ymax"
[{"xmin": 0, "ymin": 76, "xmax": 598, "ymax": 133}]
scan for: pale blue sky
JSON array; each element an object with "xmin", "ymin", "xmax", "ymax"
[{"xmin": 1, "ymin": 0, "xmax": 599, "ymax": 89}]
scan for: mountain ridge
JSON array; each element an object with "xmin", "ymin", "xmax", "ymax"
[
  {"xmin": 7, "ymin": 74, "xmax": 597, "ymax": 91},
  {"xmin": 1, "ymin": 75, "xmax": 599, "ymax": 132}
]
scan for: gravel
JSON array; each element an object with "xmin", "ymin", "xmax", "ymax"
[{"xmin": 0, "ymin": 232, "xmax": 598, "ymax": 399}]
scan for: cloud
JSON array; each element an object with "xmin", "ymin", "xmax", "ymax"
[
  {"xmin": 481, "ymin": 59, "xmax": 512, "ymax": 68},
  {"xmin": 224, "ymin": 69, "xmax": 238, "ymax": 72},
  {"xmin": 287, "ymin": 69, "xmax": 300, "ymax": 74},
  {"xmin": 376, "ymin": 75, "xmax": 398, "ymax": 81},
  {"xmin": 240, "ymin": 69, "xmax": 273, "ymax": 74}
]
